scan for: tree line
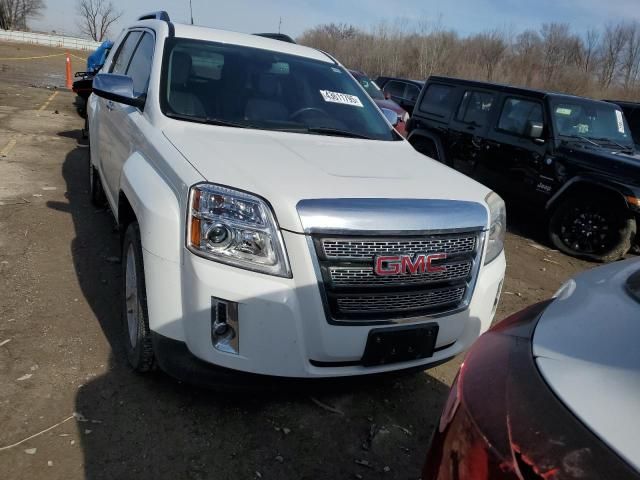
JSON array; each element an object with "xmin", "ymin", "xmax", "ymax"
[
  {"xmin": 298, "ymin": 21, "xmax": 640, "ymax": 100},
  {"xmin": 0, "ymin": 0, "xmax": 121, "ymax": 42}
]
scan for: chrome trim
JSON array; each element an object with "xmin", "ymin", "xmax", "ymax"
[
  {"xmin": 297, "ymin": 199, "xmax": 489, "ymax": 235},
  {"xmin": 306, "ymin": 231, "xmax": 487, "ymax": 326},
  {"xmin": 320, "ymin": 234, "xmax": 477, "ymax": 261}
]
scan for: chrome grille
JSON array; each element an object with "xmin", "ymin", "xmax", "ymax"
[
  {"xmin": 329, "ymin": 261, "xmax": 472, "ymax": 287},
  {"xmin": 336, "ymin": 287, "xmax": 466, "ymax": 313},
  {"xmin": 312, "ymin": 231, "xmax": 483, "ymax": 323},
  {"xmin": 321, "ymin": 236, "xmax": 476, "ymax": 260}
]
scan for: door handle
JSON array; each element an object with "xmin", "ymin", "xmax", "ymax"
[{"xmin": 106, "ymin": 100, "xmax": 114, "ymax": 111}]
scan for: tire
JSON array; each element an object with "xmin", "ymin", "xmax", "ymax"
[
  {"xmin": 88, "ymin": 159, "xmax": 106, "ymax": 207},
  {"xmin": 549, "ymin": 196, "xmax": 636, "ymax": 262},
  {"xmin": 121, "ymin": 222, "xmax": 155, "ymax": 372}
]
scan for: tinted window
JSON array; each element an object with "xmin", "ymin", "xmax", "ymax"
[
  {"xmin": 126, "ymin": 32, "xmax": 155, "ymax": 96},
  {"xmin": 110, "ymin": 31, "xmax": 142, "ymax": 74},
  {"xmin": 162, "ymin": 38, "xmax": 399, "ymax": 141},
  {"xmin": 405, "ymin": 84, "xmax": 420, "ymax": 102},
  {"xmin": 498, "ymin": 98, "xmax": 543, "ymax": 136},
  {"xmin": 419, "ymin": 84, "xmax": 455, "ymax": 118},
  {"xmin": 551, "ymin": 100, "xmax": 633, "ymax": 147},
  {"xmin": 385, "ymin": 81, "xmax": 405, "ymax": 98},
  {"xmin": 456, "ymin": 90, "xmax": 495, "ymax": 126}
]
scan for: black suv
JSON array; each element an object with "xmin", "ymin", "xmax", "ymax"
[
  {"xmin": 407, "ymin": 76, "xmax": 640, "ymax": 262},
  {"xmin": 375, "ymin": 76, "xmax": 424, "ymax": 114}
]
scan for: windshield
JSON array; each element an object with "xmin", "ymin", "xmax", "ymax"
[
  {"xmin": 551, "ymin": 99, "xmax": 634, "ymax": 149},
  {"xmin": 161, "ymin": 38, "xmax": 398, "ymax": 141},
  {"xmin": 352, "ymin": 72, "xmax": 384, "ymax": 100}
]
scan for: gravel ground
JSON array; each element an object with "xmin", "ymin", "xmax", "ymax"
[{"xmin": 0, "ymin": 41, "xmax": 601, "ymax": 480}]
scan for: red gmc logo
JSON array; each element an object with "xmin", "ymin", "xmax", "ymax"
[{"xmin": 374, "ymin": 253, "xmax": 448, "ymax": 276}]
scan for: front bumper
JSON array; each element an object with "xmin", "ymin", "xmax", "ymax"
[{"xmin": 142, "ymin": 231, "xmax": 505, "ymax": 379}]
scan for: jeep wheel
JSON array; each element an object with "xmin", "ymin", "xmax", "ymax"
[
  {"xmin": 89, "ymin": 160, "xmax": 106, "ymax": 207},
  {"xmin": 122, "ymin": 222, "xmax": 155, "ymax": 372},
  {"xmin": 549, "ymin": 197, "xmax": 636, "ymax": 262}
]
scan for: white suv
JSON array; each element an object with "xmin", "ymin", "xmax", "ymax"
[{"xmin": 87, "ymin": 12, "xmax": 506, "ymax": 384}]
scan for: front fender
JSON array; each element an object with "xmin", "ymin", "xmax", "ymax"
[
  {"xmin": 120, "ymin": 152, "xmax": 186, "ymax": 340},
  {"xmin": 119, "ymin": 152, "xmax": 182, "ymax": 262},
  {"xmin": 546, "ymin": 175, "xmax": 640, "ymax": 212}
]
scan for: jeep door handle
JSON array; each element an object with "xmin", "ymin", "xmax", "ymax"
[{"xmin": 106, "ymin": 100, "xmax": 114, "ymax": 111}]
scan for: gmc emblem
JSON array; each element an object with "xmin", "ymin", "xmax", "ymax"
[{"xmin": 374, "ymin": 253, "xmax": 448, "ymax": 276}]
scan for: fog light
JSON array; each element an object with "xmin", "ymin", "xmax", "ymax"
[{"xmin": 211, "ymin": 297, "xmax": 239, "ymax": 355}]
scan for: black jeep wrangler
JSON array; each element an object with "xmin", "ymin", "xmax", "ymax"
[{"xmin": 407, "ymin": 76, "xmax": 640, "ymax": 262}]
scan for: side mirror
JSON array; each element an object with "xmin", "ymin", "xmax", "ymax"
[
  {"xmin": 92, "ymin": 73, "xmax": 145, "ymax": 109},
  {"xmin": 381, "ymin": 107, "xmax": 399, "ymax": 127},
  {"xmin": 527, "ymin": 121, "xmax": 544, "ymax": 140},
  {"xmin": 384, "ymin": 91, "xmax": 391, "ymax": 100}
]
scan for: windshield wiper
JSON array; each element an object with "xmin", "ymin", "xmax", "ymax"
[
  {"xmin": 588, "ymin": 137, "xmax": 634, "ymax": 152},
  {"xmin": 304, "ymin": 127, "xmax": 374, "ymax": 140},
  {"xmin": 165, "ymin": 111, "xmax": 250, "ymax": 129},
  {"xmin": 559, "ymin": 134, "xmax": 600, "ymax": 147}
]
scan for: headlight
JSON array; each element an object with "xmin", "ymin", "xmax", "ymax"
[
  {"xmin": 187, "ymin": 184, "xmax": 291, "ymax": 278},
  {"xmin": 402, "ymin": 112, "xmax": 410, "ymax": 123},
  {"xmin": 484, "ymin": 192, "xmax": 506, "ymax": 264}
]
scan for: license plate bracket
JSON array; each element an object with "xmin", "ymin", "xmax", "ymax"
[{"xmin": 361, "ymin": 323, "xmax": 439, "ymax": 367}]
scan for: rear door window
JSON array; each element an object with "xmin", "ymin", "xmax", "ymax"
[
  {"xmin": 497, "ymin": 97, "xmax": 544, "ymax": 136},
  {"xmin": 419, "ymin": 83, "xmax": 455, "ymax": 118},
  {"xmin": 110, "ymin": 31, "xmax": 142, "ymax": 74},
  {"xmin": 384, "ymin": 81, "xmax": 405, "ymax": 98},
  {"xmin": 456, "ymin": 90, "xmax": 495, "ymax": 126},
  {"xmin": 405, "ymin": 83, "xmax": 421, "ymax": 102}
]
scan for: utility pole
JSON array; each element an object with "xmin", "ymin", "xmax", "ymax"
[
  {"xmin": 278, "ymin": 16, "xmax": 282, "ymax": 34},
  {"xmin": 189, "ymin": 0, "xmax": 194, "ymax": 25}
]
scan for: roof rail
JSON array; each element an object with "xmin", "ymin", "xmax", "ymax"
[
  {"xmin": 253, "ymin": 33, "xmax": 296, "ymax": 44},
  {"xmin": 138, "ymin": 11, "xmax": 170, "ymax": 22}
]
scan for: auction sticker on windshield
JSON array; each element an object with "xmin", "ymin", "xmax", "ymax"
[
  {"xmin": 615, "ymin": 110, "xmax": 625, "ymax": 134},
  {"xmin": 320, "ymin": 90, "xmax": 364, "ymax": 107}
]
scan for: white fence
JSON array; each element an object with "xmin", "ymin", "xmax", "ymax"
[{"xmin": 0, "ymin": 30, "xmax": 101, "ymax": 51}]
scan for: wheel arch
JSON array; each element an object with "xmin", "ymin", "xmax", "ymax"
[
  {"xmin": 408, "ymin": 130, "xmax": 447, "ymax": 164},
  {"xmin": 546, "ymin": 177, "xmax": 633, "ymax": 213},
  {"xmin": 118, "ymin": 152, "xmax": 183, "ymax": 263}
]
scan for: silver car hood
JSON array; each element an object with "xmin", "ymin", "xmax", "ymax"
[{"xmin": 533, "ymin": 258, "xmax": 640, "ymax": 471}]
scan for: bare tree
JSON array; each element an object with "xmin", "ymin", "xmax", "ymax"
[
  {"xmin": 0, "ymin": 0, "xmax": 44, "ymax": 30},
  {"xmin": 621, "ymin": 22, "xmax": 640, "ymax": 90},
  {"xmin": 583, "ymin": 28, "xmax": 600, "ymax": 74},
  {"xmin": 76, "ymin": 0, "xmax": 122, "ymax": 42},
  {"xmin": 599, "ymin": 23, "xmax": 627, "ymax": 89},
  {"xmin": 474, "ymin": 30, "xmax": 508, "ymax": 81}
]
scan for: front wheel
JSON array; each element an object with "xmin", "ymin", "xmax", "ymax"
[
  {"xmin": 122, "ymin": 222, "xmax": 155, "ymax": 372},
  {"xmin": 549, "ymin": 196, "xmax": 636, "ymax": 262}
]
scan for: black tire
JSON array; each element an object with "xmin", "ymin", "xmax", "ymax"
[
  {"xmin": 89, "ymin": 159, "xmax": 106, "ymax": 207},
  {"xmin": 549, "ymin": 196, "xmax": 636, "ymax": 262},
  {"xmin": 121, "ymin": 222, "xmax": 155, "ymax": 372}
]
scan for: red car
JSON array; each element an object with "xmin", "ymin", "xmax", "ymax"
[
  {"xmin": 423, "ymin": 260, "xmax": 640, "ymax": 480},
  {"xmin": 349, "ymin": 69, "xmax": 408, "ymax": 136}
]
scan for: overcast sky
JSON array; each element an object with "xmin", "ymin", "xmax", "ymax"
[{"xmin": 30, "ymin": 0, "xmax": 640, "ymax": 40}]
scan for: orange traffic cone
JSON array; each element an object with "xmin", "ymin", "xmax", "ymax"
[{"xmin": 65, "ymin": 52, "xmax": 72, "ymax": 89}]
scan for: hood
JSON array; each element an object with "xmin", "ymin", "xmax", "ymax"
[
  {"xmin": 533, "ymin": 258, "xmax": 640, "ymax": 472},
  {"xmin": 557, "ymin": 143, "xmax": 640, "ymax": 186},
  {"xmin": 373, "ymin": 99, "xmax": 406, "ymax": 116},
  {"xmin": 163, "ymin": 122, "xmax": 491, "ymax": 233}
]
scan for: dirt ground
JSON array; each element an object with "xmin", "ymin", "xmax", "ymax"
[{"xmin": 0, "ymin": 42, "xmax": 601, "ymax": 480}]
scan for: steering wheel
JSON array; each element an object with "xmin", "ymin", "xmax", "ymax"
[{"xmin": 289, "ymin": 107, "xmax": 329, "ymax": 120}]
